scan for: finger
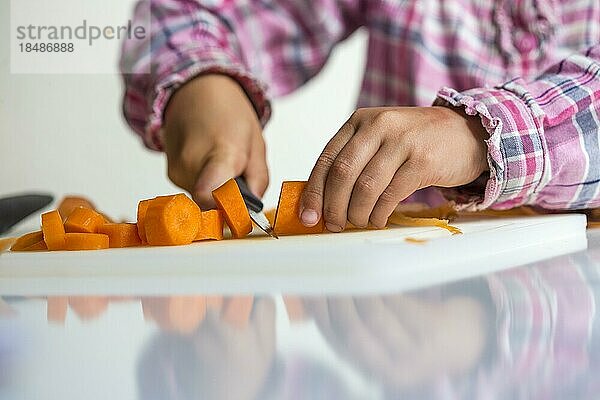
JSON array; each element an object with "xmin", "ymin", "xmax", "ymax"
[
  {"xmin": 244, "ymin": 132, "xmax": 269, "ymax": 198},
  {"xmin": 193, "ymin": 148, "xmax": 247, "ymax": 209},
  {"xmin": 347, "ymin": 144, "xmax": 407, "ymax": 228},
  {"xmin": 300, "ymin": 114, "xmax": 359, "ymax": 227},
  {"xmin": 166, "ymin": 134, "xmax": 212, "ymax": 195},
  {"xmin": 369, "ymin": 161, "xmax": 423, "ymax": 228},
  {"xmin": 322, "ymin": 128, "xmax": 382, "ymax": 232}
]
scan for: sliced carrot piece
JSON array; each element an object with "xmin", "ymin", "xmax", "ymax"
[
  {"xmin": 273, "ymin": 181, "xmax": 325, "ymax": 236},
  {"xmin": 136, "ymin": 199, "xmax": 152, "ymax": 244},
  {"xmin": 47, "ymin": 297, "xmax": 69, "ymax": 323},
  {"xmin": 145, "ymin": 194, "xmax": 201, "ymax": 246},
  {"xmin": 57, "ymin": 196, "xmax": 96, "ymax": 221},
  {"xmin": 42, "ymin": 210, "xmax": 66, "ymax": 250},
  {"xmin": 212, "ymin": 179, "xmax": 252, "ymax": 239},
  {"xmin": 0, "ymin": 238, "xmax": 16, "ymax": 252},
  {"xmin": 388, "ymin": 213, "xmax": 462, "ymax": 235},
  {"xmin": 64, "ymin": 207, "xmax": 105, "ymax": 234},
  {"xmin": 194, "ymin": 210, "xmax": 225, "ymax": 241},
  {"xmin": 64, "ymin": 233, "xmax": 109, "ymax": 250},
  {"xmin": 222, "ymin": 296, "xmax": 254, "ymax": 329},
  {"xmin": 264, "ymin": 208, "xmax": 276, "ymax": 227},
  {"xmin": 97, "ymin": 223, "xmax": 142, "ymax": 248},
  {"xmin": 10, "ymin": 231, "xmax": 43, "ymax": 251},
  {"xmin": 22, "ymin": 240, "xmax": 48, "ymax": 251}
]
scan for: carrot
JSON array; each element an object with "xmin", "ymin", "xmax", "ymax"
[
  {"xmin": 194, "ymin": 210, "xmax": 225, "ymax": 241},
  {"xmin": 22, "ymin": 240, "xmax": 48, "ymax": 251},
  {"xmin": 42, "ymin": 210, "xmax": 66, "ymax": 250},
  {"xmin": 64, "ymin": 233, "xmax": 109, "ymax": 250},
  {"xmin": 264, "ymin": 208, "xmax": 276, "ymax": 227},
  {"xmin": 388, "ymin": 213, "xmax": 462, "ymax": 235},
  {"xmin": 222, "ymin": 296, "xmax": 254, "ymax": 329},
  {"xmin": 57, "ymin": 196, "xmax": 96, "ymax": 221},
  {"xmin": 142, "ymin": 297, "xmax": 207, "ymax": 334},
  {"xmin": 64, "ymin": 207, "xmax": 105, "ymax": 234},
  {"xmin": 0, "ymin": 238, "xmax": 16, "ymax": 252},
  {"xmin": 212, "ymin": 179, "xmax": 252, "ymax": 239},
  {"xmin": 273, "ymin": 181, "xmax": 325, "ymax": 236},
  {"xmin": 10, "ymin": 230, "xmax": 43, "ymax": 251},
  {"xmin": 47, "ymin": 297, "xmax": 69, "ymax": 323},
  {"xmin": 136, "ymin": 199, "xmax": 152, "ymax": 244},
  {"xmin": 97, "ymin": 223, "xmax": 142, "ymax": 248},
  {"xmin": 144, "ymin": 194, "xmax": 201, "ymax": 246}
]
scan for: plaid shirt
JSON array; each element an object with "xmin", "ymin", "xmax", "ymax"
[{"xmin": 121, "ymin": 0, "xmax": 600, "ymax": 211}]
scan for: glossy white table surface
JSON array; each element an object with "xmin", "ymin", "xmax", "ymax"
[{"xmin": 1, "ymin": 229, "xmax": 598, "ymax": 400}]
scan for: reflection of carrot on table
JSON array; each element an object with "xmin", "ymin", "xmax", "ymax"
[
  {"xmin": 222, "ymin": 296, "xmax": 254, "ymax": 329},
  {"xmin": 68, "ymin": 296, "xmax": 109, "ymax": 320},
  {"xmin": 47, "ymin": 297, "xmax": 69, "ymax": 324}
]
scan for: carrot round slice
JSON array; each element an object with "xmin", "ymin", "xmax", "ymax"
[
  {"xmin": 42, "ymin": 210, "xmax": 66, "ymax": 250},
  {"xmin": 144, "ymin": 194, "xmax": 201, "ymax": 246},
  {"xmin": 64, "ymin": 233, "xmax": 109, "ymax": 251},
  {"xmin": 10, "ymin": 231, "xmax": 44, "ymax": 251},
  {"xmin": 212, "ymin": 179, "xmax": 252, "ymax": 239},
  {"xmin": 273, "ymin": 181, "xmax": 325, "ymax": 236},
  {"xmin": 194, "ymin": 210, "xmax": 225, "ymax": 241},
  {"xmin": 22, "ymin": 240, "xmax": 48, "ymax": 251},
  {"xmin": 57, "ymin": 196, "xmax": 96, "ymax": 221},
  {"xmin": 64, "ymin": 207, "xmax": 105, "ymax": 234},
  {"xmin": 136, "ymin": 199, "xmax": 152, "ymax": 244},
  {"xmin": 97, "ymin": 223, "xmax": 142, "ymax": 248}
]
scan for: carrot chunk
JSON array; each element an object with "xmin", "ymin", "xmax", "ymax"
[
  {"xmin": 57, "ymin": 196, "xmax": 96, "ymax": 221},
  {"xmin": 64, "ymin": 207, "xmax": 105, "ymax": 234},
  {"xmin": 212, "ymin": 179, "xmax": 252, "ymax": 239},
  {"xmin": 97, "ymin": 223, "xmax": 142, "ymax": 248},
  {"xmin": 136, "ymin": 199, "xmax": 152, "ymax": 244},
  {"xmin": 42, "ymin": 210, "xmax": 66, "ymax": 250},
  {"xmin": 144, "ymin": 194, "xmax": 201, "ymax": 246},
  {"xmin": 194, "ymin": 210, "xmax": 225, "ymax": 241},
  {"xmin": 10, "ymin": 231, "xmax": 44, "ymax": 251},
  {"xmin": 22, "ymin": 240, "xmax": 48, "ymax": 251},
  {"xmin": 273, "ymin": 181, "xmax": 325, "ymax": 236},
  {"xmin": 64, "ymin": 233, "xmax": 109, "ymax": 250}
]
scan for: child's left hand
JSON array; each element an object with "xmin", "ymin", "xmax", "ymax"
[{"xmin": 300, "ymin": 106, "xmax": 489, "ymax": 231}]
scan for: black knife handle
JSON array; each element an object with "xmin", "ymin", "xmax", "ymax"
[
  {"xmin": 0, "ymin": 193, "xmax": 53, "ymax": 235},
  {"xmin": 235, "ymin": 177, "xmax": 264, "ymax": 213}
]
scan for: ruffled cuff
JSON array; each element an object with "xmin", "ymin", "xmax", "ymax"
[
  {"xmin": 145, "ymin": 48, "xmax": 271, "ymax": 151},
  {"xmin": 435, "ymin": 86, "xmax": 546, "ymax": 211}
]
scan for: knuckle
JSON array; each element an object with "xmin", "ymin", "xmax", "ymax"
[
  {"xmin": 316, "ymin": 151, "xmax": 337, "ymax": 170},
  {"xmin": 355, "ymin": 173, "xmax": 378, "ymax": 195},
  {"xmin": 323, "ymin": 205, "xmax": 342, "ymax": 224},
  {"xmin": 379, "ymin": 186, "xmax": 399, "ymax": 206},
  {"xmin": 301, "ymin": 186, "xmax": 324, "ymax": 206},
  {"xmin": 372, "ymin": 110, "xmax": 398, "ymax": 128},
  {"xmin": 330, "ymin": 157, "xmax": 355, "ymax": 181}
]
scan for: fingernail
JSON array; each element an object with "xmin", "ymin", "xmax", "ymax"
[
  {"xmin": 301, "ymin": 209, "xmax": 319, "ymax": 226},
  {"xmin": 326, "ymin": 223, "xmax": 343, "ymax": 233}
]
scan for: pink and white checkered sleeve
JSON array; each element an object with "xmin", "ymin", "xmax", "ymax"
[
  {"xmin": 120, "ymin": 0, "xmax": 363, "ymax": 151},
  {"xmin": 437, "ymin": 46, "xmax": 600, "ymax": 211}
]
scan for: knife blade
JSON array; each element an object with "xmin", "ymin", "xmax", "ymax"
[
  {"xmin": 235, "ymin": 177, "xmax": 278, "ymax": 239},
  {"xmin": 0, "ymin": 193, "xmax": 53, "ymax": 235}
]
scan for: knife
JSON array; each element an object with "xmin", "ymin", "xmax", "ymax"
[
  {"xmin": 235, "ymin": 177, "xmax": 278, "ymax": 239},
  {"xmin": 0, "ymin": 193, "xmax": 53, "ymax": 235}
]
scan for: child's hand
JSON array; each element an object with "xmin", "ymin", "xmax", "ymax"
[
  {"xmin": 164, "ymin": 74, "xmax": 268, "ymax": 208},
  {"xmin": 300, "ymin": 106, "xmax": 489, "ymax": 231}
]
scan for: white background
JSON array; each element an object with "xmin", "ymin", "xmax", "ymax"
[{"xmin": 0, "ymin": 0, "xmax": 367, "ymax": 223}]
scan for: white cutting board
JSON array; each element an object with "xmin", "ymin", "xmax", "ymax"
[{"xmin": 0, "ymin": 214, "xmax": 587, "ymax": 296}]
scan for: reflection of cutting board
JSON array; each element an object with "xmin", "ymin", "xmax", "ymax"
[{"xmin": 0, "ymin": 215, "xmax": 587, "ymax": 296}]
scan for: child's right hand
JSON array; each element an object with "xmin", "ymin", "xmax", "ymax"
[{"xmin": 163, "ymin": 74, "xmax": 269, "ymax": 208}]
